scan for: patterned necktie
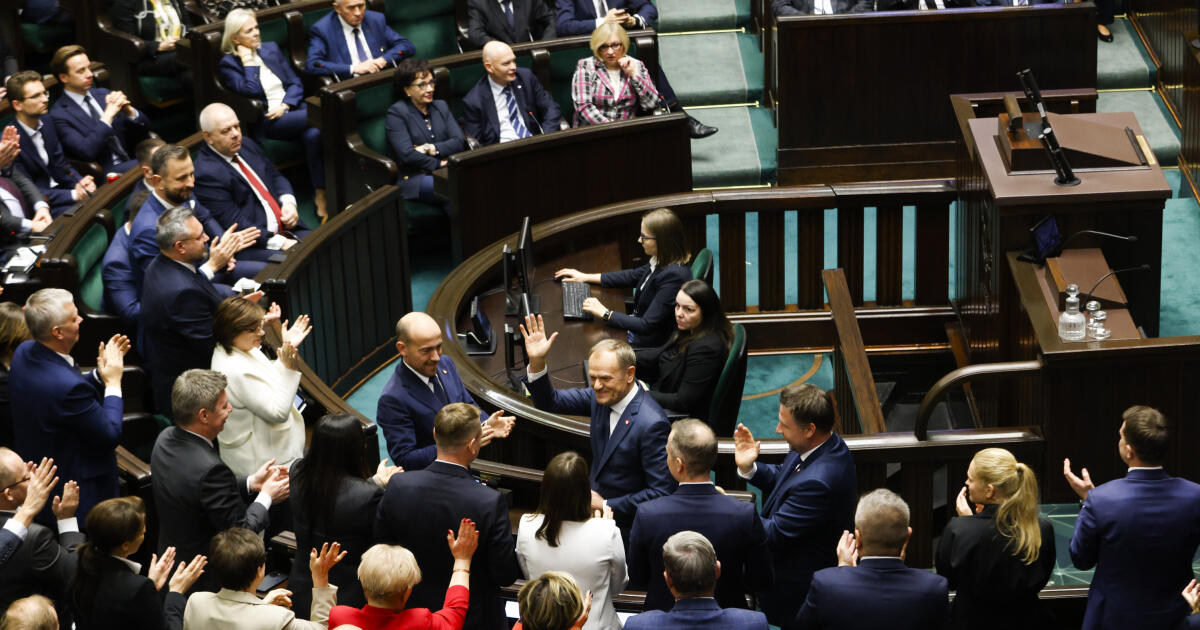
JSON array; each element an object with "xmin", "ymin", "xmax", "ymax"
[{"xmin": 504, "ymin": 85, "xmax": 532, "ymax": 139}]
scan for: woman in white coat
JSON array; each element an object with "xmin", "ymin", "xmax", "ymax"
[
  {"xmin": 517, "ymin": 451, "xmax": 627, "ymax": 630},
  {"xmin": 210, "ymin": 296, "xmax": 312, "ymax": 478}
]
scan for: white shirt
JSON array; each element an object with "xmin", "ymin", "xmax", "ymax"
[
  {"xmin": 113, "ymin": 555, "xmax": 143, "ymax": 573},
  {"xmin": 16, "ymin": 119, "xmax": 55, "ymax": 188},
  {"xmin": 244, "ymin": 53, "xmax": 287, "ymax": 110},
  {"xmin": 2, "ymin": 510, "xmax": 80, "ymax": 536},
  {"xmin": 813, "ymin": 0, "xmax": 834, "ymax": 14},
  {"xmin": 339, "ymin": 15, "xmax": 371, "ymax": 66},
  {"xmin": 525, "ymin": 366, "xmax": 638, "ymax": 435},
  {"xmin": 63, "ymin": 89, "xmax": 140, "ymax": 127},
  {"xmin": 403, "ymin": 359, "xmax": 438, "ymax": 394},
  {"xmin": 488, "ymin": 76, "xmax": 520, "ymax": 143},
  {"xmin": 0, "ymin": 185, "xmax": 32, "ymax": 232},
  {"xmin": 517, "ymin": 515, "xmax": 627, "ymax": 630},
  {"xmin": 51, "ymin": 348, "xmax": 121, "ymax": 398},
  {"xmin": 209, "ymin": 144, "xmax": 297, "ymax": 246}
]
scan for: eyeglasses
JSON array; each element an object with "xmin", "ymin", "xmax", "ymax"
[
  {"xmin": 598, "ymin": 42, "xmax": 624, "ymax": 52},
  {"xmin": 244, "ymin": 324, "xmax": 265, "ymax": 334},
  {"xmin": 637, "ymin": 234, "xmax": 656, "ymax": 242},
  {"xmin": 1, "ymin": 475, "xmax": 29, "ymax": 492},
  {"xmin": 409, "ymin": 80, "xmax": 435, "ymax": 89}
]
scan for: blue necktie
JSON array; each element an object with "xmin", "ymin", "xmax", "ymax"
[
  {"xmin": 502, "ymin": 0, "xmax": 515, "ymax": 28},
  {"xmin": 504, "ymin": 85, "xmax": 532, "ymax": 139},
  {"xmin": 352, "ymin": 27, "xmax": 369, "ymax": 64}
]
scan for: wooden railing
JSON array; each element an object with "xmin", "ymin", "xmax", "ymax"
[
  {"xmin": 823, "ymin": 268, "xmax": 886, "ymax": 435},
  {"xmin": 1130, "ymin": 0, "xmax": 1195, "ymax": 124}
]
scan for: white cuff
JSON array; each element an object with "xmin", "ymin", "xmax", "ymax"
[
  {"xmin": 57, "ymin": 517, "xmax": 79, "ymax": 534},
  {"xmin": 253, "ymin": 491, "xmax": 273, "ymax": 510},
  {"xmin": 199, "ymin": 265, "xmax": 215, "ymax": 280},
  {"xmin": 595, "ymin": 17, "xmax": 605, "ymax": 27},
  {"xmin": 737, "ymin": 463, "xmax": 757, "ymax": 480},
  {"xmin": 71, "ymin": 189, "xmax": 82, "ymax": 201},
  {"xmin": 34, "ymin": 201, "xmax": 49, "ymax": 214},
  {"xmin": 266, "ymin": 233, "xmax": 288, "ymax": 250},
  {"xmin": 526, "ymin": 365, "xmax": 547, "ymax": 382},
  {"xmin": 19, "ymin": 218, "xmax": 31, "ymax": 233},
  {"xmin": 104, "ymin": 386, "xmax": 122, "ymax": 398},
  {"xmin": 279, "ymin": 194, "xmax": 297, "ymax": 208},
  {"xmin": 2, "ymin": 518, "xmax": 27, "ymax": 540}
]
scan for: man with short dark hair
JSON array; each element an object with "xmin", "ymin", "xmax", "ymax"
[
  {"xmin": 374, "ymin": 402, "xmax": 520, "ymax": 630},
  {"xmin": 7, "ymin": 71, "xmax": 95, "ymax": 215},
  {"xmin": 792, "ymin": 489, "xmax": 948, "ymax": 630},
  {"xmin": 306, "ymin": 0, "xmax": 415, "ymax": 81},
  {"xmin": 100, "ymin": 137, "xmax": 163, "ymax": 330},
  {"xmin": 49, "ymin": 45, "xmax": 150, "ymax": 173},
  {"xmin": 628, "ymin": 419, "xmax": 772, "ymax": 611},
  {"xmin": 1063, "ymin": 405, "xmax": 1200, "ymax": 630},
  {"xmin": 732, "ymin": 383, "xmax": 856, "ymax": 625},
  {"xmin": 624, "ymin": 531, "xmax": 767, "ymax": 630}
]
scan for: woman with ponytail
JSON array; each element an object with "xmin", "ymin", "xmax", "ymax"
[
  {"xmin": 69, "ymin": 496, "xmax": 207, "ymax": 630},
  {"xmin": 936, "ymin": 447, "xmax": 1055, "ymax": 630}
]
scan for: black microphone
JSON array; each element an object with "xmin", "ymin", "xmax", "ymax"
[
  {"xmin": 1082, "ymin": 264, "xmax": 1152, "ymax": 306},
  {"xmin": 1062, "ymin": 230, "xmax": 1139, "ymax": 248},
  {"xmin": 513, "ymin": 79, "xmax": 544, "ymax": 136}
]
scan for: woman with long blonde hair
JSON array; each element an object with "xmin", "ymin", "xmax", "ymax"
[{"xmin": 936, "ymin": 447, "xmax": 1055, "ymax": 630}]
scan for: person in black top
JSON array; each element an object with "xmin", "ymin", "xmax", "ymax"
[
  {"xmin": 0, "ymin": 303, "xmax": 30, "ymax": 449},
  {"xmin": 936, "ymin": 447, "xmax": 1055, "ymax": 630},
  {"xmin": 556, "ymin": 208, "xmax": 692, "ymax": 349},
  {"xmin": 635, "ymin": 279, "xmax": 731, "ymax": 423}
]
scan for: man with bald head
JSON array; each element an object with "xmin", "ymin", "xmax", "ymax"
[
  {"xmin": 376, "ymin": 312, "xmax": 515, "ymax": 470},
  {"xmin": 464, "ymin": 0, "xmax": 555, "ymax": 49},
  {"xmin": 461, "ymin": 41, "xmax": 561, "ymax": 146}
]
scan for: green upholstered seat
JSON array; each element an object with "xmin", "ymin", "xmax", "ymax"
[
  {"xmin": 709, "ymin": 323, "xmax": 748, "ymax": 435},
  {"xmin": 386, "ymin": 0, "xmax": 458, "ymax": 59},
  {"xmin": 138, "ymin": 75, "xmax": 184, "ymax": 105},
  {"xmin": 549, "ymin": 41, "xmax": 641, "ymax": 120},
  {"xmin": 73, "ymin": 223, "xmax": 111, "ymax": 312},
  {"xmin": 302, "ymin": 8, "xmax": 333, "ymax": 33},
  {"xmin": 356, "ymin": 81, "xmax": 397, "ymax": 156},
  {"xmin": 404, "ymin": 199, "xmax": 445, "ymax": 232},
  {"xmin": 692, "ymin": 247, "xmax": 714, "ymax": 285},
  {"xmin": 260, "ymin": 138, "xmax": 304, "ymax": 168},
  {"xmin": 20, "ymin": 22, "xmax": 72, "ymax": 53},
  {"xmin": 259, "ymin": 16, "xmax": 289, "ymax": 48}
]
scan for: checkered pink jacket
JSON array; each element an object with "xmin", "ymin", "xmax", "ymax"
[{"xmin": 570, "ymin": 55, "xmax": 662, "ymax": 126}]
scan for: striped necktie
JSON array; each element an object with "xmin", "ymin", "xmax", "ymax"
[{"xmin": 504, "ymin": 85, "xmax": 532, "ymax": 139}]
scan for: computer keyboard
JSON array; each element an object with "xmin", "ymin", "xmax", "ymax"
[{"xmin": 561, "ymin": 281, "xmax": 593, "ymax": 320}]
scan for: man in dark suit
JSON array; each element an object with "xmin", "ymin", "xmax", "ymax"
[
  {"xmin": 150, "ymin": 369, "xmax": 289, "ymax": 593},
  {"xmin": 773, "ymin": 0, "xmax": 872, "ymax": 13},
  {"xmin": 522, "ymin": 314, "xmax": 676, "ymax": 540},
  {"xmin": 10, "ymin": 288, "xmax": 130, "ymax": 525},
  {"xmin": 0, "ymin": 451, "xmax": 84, "ymax": 621},
  {"xmin": 6, "ymin": 71, "xmax": 95, "ymax": 215},
  {"xmin": 376, "ymin": 312, "xmax": 514, "ymax": 470},
  {"xmin": 624, "ymin": 531, "xmax": 768, "ymax": 630},
  {"xmin": 139, "ymin": 206, "xmax": 248, "ymax": 413},
  {"xmin": 733, "ymin": 384, "xmax": 857, "ymax": 626},
  {"xmin": 193, "ymin": 103, "xmax": 310, "ymax": 259},
  {"xmin": 374, "ymin": 402, "xmax": 520, "ymax": 630},
  {"xmin": 629, "ymin": 419, "xmax": 772, "ymax": 612},
  {"xmin": 306, "ymin": 0, "xmax": 416, "ymax": 81},
  {"xmin": 49, "ymin": 45, "xmax": 150, "ymax": 174},
  {"xmin": 554, "ymin": 0, "xmax": 716, "ymax": 138},
  {"xmin": 465, "ymin": 0, "xmax": 556, "ymax": 49},
  {"xmin": 0, "ymin": 124, "xmax": 54, "ymax": 240},
  {"xmin": 461, "ymin": 42, "xmax": 562, "ymax": 146},
  {"xmin": 792, "ymin": 489, "xmax": 948, "ymax": 630},
  {"xmin": 1063, "ymin": 405, "xmax": 1200, "ymax": 630}
]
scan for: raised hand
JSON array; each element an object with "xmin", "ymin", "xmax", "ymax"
[
  {"xmin": 0, "ymin": 125, "xmax": 19, "ymax": 169},
  {"xmin": 281, "ymin": 314, "xmax": 312, "ymax": 347},
  {"xmin": 483, "ymin": 411, "xmax": 515, "ymax": 439},
  {"xmin": 733, "ymin": 423, "xmax": 760, "ymax": 475},
  {"xmin": 51, "ymin": 480, "xmax": 79, "ymax": 519},
  {"xmin": 204, "ymin": 224, "xmax": 243, "ymax": 274},
  {"xmin": 277, "ymin": 343, "xmax": 300, "ymax": 371},
  {"xmin": 148, "ymin": 547, "xmax": 177, "ymax": 590},
  {"xmin": 617, "ymin": 56, "xmax": 635, "ymax": 76},
  {"xmin": 835, "ymin": 530, "xmax": 858, "ymax": 567},
  {"xmin": 14, "ymin": 458, "xmax": 57, "ymax": 527},
  {"xmin": 262, "ymin": 465, "xmax": 290, "ymax": 503},
  {"xmin": 309, "ymin": 542, "xmax": 346, "ymax": 588},
  {"xmin": 569, "ymin": 591, "xmax": 593, "ymax": 630},
  {"xmin": 519, "ymin": 314, "xmax": 557, "ymax": 372},
  {"xmin": 1183, "ymin": 579, "xmax": 1200, "ymax": 613},
  {"xmin": 446, "ymin": 518, "xmax": 479, "ymax": 561},
  {"xmin": 169, "ymin": 554, "xmax": 207, "ymax": 594},
  {"xmin": 371, "ymin": 460, "xmax": 403, "ymax": 487},
  {"xmin": 1062, "ymin": 458, "xmax": 1095, "ymax": 501}
]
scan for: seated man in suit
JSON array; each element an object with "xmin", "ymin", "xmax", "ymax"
[
  {"xmin": 374, "ymin": 402, "xmax": 521, "ymax": 630},
  {"xmin": 521, "ymin": 314, "xmax": 676, "ymax": 541},
  {"xmin": 49, "ymin": 46, "xmax": 151, "ymax": 175},
  {"xmin": 0, "ymin": 451, "xmax": 84, "ymax": 621},
  {"xmin": 624, "ymin": 531, "xmax": 768, "ymax": 630},
  {"xmin": 6, "ymin": 71, "xmax": 95, "ymax": 215},
  {"xmin": 1064, "ymin": 405, "xmax": 1200, "ymax": 630},
  {"xmin": 0, "ymin": 125, "xmax": 53, "ymax": 239},
  {"xmin": 629, "ymin": 419, "xmax": 772, "ymax": 612},
  {"xmin": 150, "ymin": 369, "xmax": 290, "ymax": 593},
  {"xmin": 377, "ymin": 311, "xmax": 514, "ymax": 470},
  {"xmin": 793, "ymin": 489, "xmax": 949, "ymax": 630},
  {"xmin": 139, "ymin": 207, "xmax": 250, "ymax": 413},
  {"xmin": 194, "ymin": 103, "xmax": 310, "ymax": 258},
  {"xmin": 773, "ymin": 0, "xmax": 872, "ymax": 13},
  {"xmin": 465, "ymin": 0, "xmax": 556, "ymax": 50},
  {"xmin": 100, "ymin": 187, "xmax": 151, "ymax": 332},
  {"xmin": 10, "ymin": 288, "xmax": 129, "ymax": 525},
  {"xmin": 461, "ymin": 41, "xmax": 562, "ymax": 146},
  {"xmin": 131, "ymin": 136, "xmax": 165, "ymax": 199},
  {"xmin": 732, "ymin": 384, "xmax": 857, "ymax": 626},
  {"xmin": 555, "ymin": 0, "xmax": 716, "ymax": 138},
  {"xmin": 306, "ymin": 0, "xmax": 416, "ymax": 81}
]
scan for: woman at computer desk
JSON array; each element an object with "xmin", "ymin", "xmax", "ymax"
[
  {"xmin": 555, "ymin": 208, "xmax": 692, "ymax": 349},
  {"xmin": 386, "ymin": 57, "xmax": 467, "ymax": 209},
  {"xmin": 635, "ymin": 279, "xmax": 731, "ymax": 422}
]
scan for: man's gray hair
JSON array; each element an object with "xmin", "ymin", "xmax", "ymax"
[
  {"xmin": 667, "ymin": 419, "xmax": 717, "ymax": 476},
  {"xmin": 662, "ymin": 530, "xmax": 717, "ymax": 597},
  {"xmin": 854, "ymin": 488, "xmax": 910, "ymax": 553},
  {"xmin": 23, "ymin": 288, "xmax": 74, "ymax": 341},
  {"xmin": 171, "ymin": 369, "xmax": 228, "ymax": 425},
  {"xmin": 156, "ymin": 206, "xmax": 196, "ymax": 251},
  {"xmin": 198, "ymin": 102, "xmax": 235, "ymax": 134}
]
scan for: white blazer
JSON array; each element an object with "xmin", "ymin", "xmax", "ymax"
[
  {"xmin": 517, "ymin": 514, "xmax": 628, "ymax": 630},
  {"xmin": 210, "ymin": 345, "xmax": 305, "ymax": 478}
]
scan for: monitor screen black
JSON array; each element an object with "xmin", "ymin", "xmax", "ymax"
[{"xmin": 516, "ymin": 216, "xmax": 534, "ymax": 294}]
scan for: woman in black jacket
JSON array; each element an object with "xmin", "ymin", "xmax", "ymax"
[
  {"xmin": 635, "ymin": 279, "xmax": 731, "ymax": 423},
  {"xmin": 936, "ymin": 447, "xmax": 1055, "ymax": 630}
]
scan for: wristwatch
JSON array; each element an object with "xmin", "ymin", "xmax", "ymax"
[{"xmin": 603, "ymin": 310, "xmax": 612, "ymax": 321}]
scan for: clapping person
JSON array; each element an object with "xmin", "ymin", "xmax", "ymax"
[
  {"xmin": 517, "ymin": 452, "xmax": 626, "ymax": 630},
  {"xmin": 210, "ymin": 297, "xmax": 311, "ymax": 478},
  {"xmin": 69, "ymin": 496, "xmax": 207, "ymax": 630},
  {"xmin": 570, "ymin": 23, "xmax": 661, "ymax": 126},
  {"xmin": 556, "ymin": 208, "xmax": 692, "ymax": 349},
  {"xmin": 329, "ymin": 519, "xmax": 480, "ymax": 630},
  {"xmin": 386, "ymin": 59, "xmax": 467, "ymax": 208}
]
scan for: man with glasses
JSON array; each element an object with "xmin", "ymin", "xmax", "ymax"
[
  {"xmin": 5, "ymin": 71, "xmax": 95, "ymax": 215},
  {"xmin": 306, "ymin": 0, "xmax": 415, "ymax": 81},
  {"xmin": 386, "ymin": 58, "xmax": 467, "ymax": 207}
]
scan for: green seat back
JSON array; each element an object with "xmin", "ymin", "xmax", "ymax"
[
  {"xmin": 260, "ymin": 16, "xmax": 289, "ymax": 48},
  {"xmin": 72, "ymin": 223, "xmax": 111, "ymax": 311},
  {"xmin": 709, "ymin": 323, "xmax": 747, "ymax": 435},
  {"xmin": 692, "ymin": 248, "xmax": 713, "ymax": 285},
  {"xmin": 387, "ymin": 0, "xmax": 458, "ymax": 59},
  {"xmin": 110, "ymin": 193, "xmax": 132, "ymax": 227},
  {"xmin": 357, "ymin": 82, "xmax": 396, "ymax": 156},
  {"xmin": 303, "ymin": 8, "xmax": 333, "ymax": 32},
  {"xmin": 138, "ymin": 75, "xmax": 184, "ymax": 104},
  {"xmin": 260, "ymin": 138, "xmax": 303, "ymax": 166},
  {"xmin": 20, "ymin": 22, "xmax": 72, "ymax": 53}
]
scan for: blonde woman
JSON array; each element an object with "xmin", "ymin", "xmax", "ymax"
[
  {"xmin": 936, "ymin": 448, "xmax": 1055, "ymax": 630},
  {"xmin": 569, "ymin": 23, "xmax": 660, "ymax": 126},
  {"xmin": 517, "ymin": 572, "xmax": 591, "ymax": 630}
]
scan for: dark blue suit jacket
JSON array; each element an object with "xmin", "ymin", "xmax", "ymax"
[
  {"xmin": 374, "ymin": 461, "xmax": 520, "ymax": 630},
  {"xmin": 792, "ymin": 558, "xmax": 948, "ymax": 630},
  {"xmin": 305, "ymin": 11, "xmax": 415, "ymax": 80},
  {"xmin": 193, "ymin": 139, "xmax": 296, "ymax": 247},
  {"xmin": 556, "ymin": 0, "xmax": 657, "ymax": 36},
  {"xmin": 375, "ymin": 355, "xmax": 482, "ymax": 470},
  {"xmin": 129, "ymin": 194, "xmax": 224, "ymax": 289},
  {"xmin": 49, "ymin": 88, "xmax": 150, "ymax": 168},
  {"xmin": 101, "ymin": 225, "xmax": 139, "ymax": 330},
  {"xmin": 601, "ymin": 262, "xmax": 690, "ymax": 349},
  {"xmin": 386, "ymin": 99, "xmax": 467, "ymax": 199},
  {"xmin": 139, "ymin": 254, "xmax": 225, "ymax": 413},
  {"xmin": 1070, "ymin": 468, "xmax": 1200, "ymax": 630},
  {"xmin": 460, "ymin": 69, "xmax": 563, "ymax": 146},
  {"xmin": 9, "ymin": 340, "xmax": 123, "ymax": 525},
  {"xmin": 526, "ymin": 375, "xmax": 675, "ymax": 526},
  {"xmin": 628, "ymin": 483, "xmax": 773, "ymax": 612},
  {"xmin": 624, "ymin": 597, "xmax": 768, "ymax": 630},
  {"xmin": 749, "ymin": 433, "xmax": 857, "ymax": 625},
  {"xmin": 218, "ymin": 42, "xmax": 306, "ymax": 109},
  {"xmin": 0, "ymin": 529, "xmax": 18, "ymax": 564},
  {"xmin": 14, "ymin": 118, "xmax": 80, "ymax": 213}
]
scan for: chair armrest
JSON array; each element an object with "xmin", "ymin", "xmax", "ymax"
[
  {"xmin": 71, "ymin": 159, "xmax": 105, "ymax": 181},
  {"xmin": 95, "ymin": 16, "xmax": 148, "ymax": 62},
  {"xmin": 662, "ymin": 407, "xmax": 687, "ymax": 421},
  {"xmin": 182, "ymin": 0, "xmax": 218, "ymax": 23},
  {"xmin": 116, "ymin": 445, "xmax": 151, "ymax": 486}
]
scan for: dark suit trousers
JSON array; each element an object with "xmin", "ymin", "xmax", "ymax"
[
  {"xmin": 655, "ymin": 67, "xmax": 678, "ymax": 107},
  {"xmin": 254, "ymin": 105, "xmax": 325, "ymax": 188}
]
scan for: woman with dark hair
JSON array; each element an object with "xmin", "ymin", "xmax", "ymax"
[
  {"xmin": 516, "ymin": 452, "xmax": 625, "ymax": 630},
  {"xmin": 69, "ymin": 496, "xmax": 207, "ymax": 630},
  {"xmin": 385, "ymin": 58, "xmax": 467, "ymax": 207},
  {"xmin": 289, "ymin": 414, "xmax": 403, "ymax": 618},
  {"xmin": 556, "ymin": 207, "xmax": 692, "ymax": 349},
  {"xmin": 0, "ymin": 302, "xmax": 29, "ymax": 448},
  {"xmin": 634, "ymin": 279, "xmax": 732, "ymax": 422}
]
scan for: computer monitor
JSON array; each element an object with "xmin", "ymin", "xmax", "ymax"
[{"xmin": 503, "ymin": 217, "xmax": 540, "ymax": 315}]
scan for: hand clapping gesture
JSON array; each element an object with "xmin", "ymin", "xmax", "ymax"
[
  {"xmin": 835, "ymin": 530, "xmax": 859, "ymax": 567},
  {"xmin": 479, "ymin": 410, "xmax": 515, "ymax": 446},
  {"xmin": 1062, "ymin": 458, "xmax": 1095, "ymax": 501},
  {"xmin": 732, "ymin": 423, "xmax": 760, "ymax": 475}
]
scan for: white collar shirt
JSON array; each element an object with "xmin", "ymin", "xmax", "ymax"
[
  {"xmin": 16, "ymin": 119, "xmax": 55, "ymax": 186},
  {"xmin": 487, "ymin": 76, "xmax": 520, "ymax": 143},
  {"xmin": 339, "ymin": 15, "xmax": 370, "ymax": 66},
  {"xmin": 607, "ymin": 384, "xmax": 639, "ymax": 435}
]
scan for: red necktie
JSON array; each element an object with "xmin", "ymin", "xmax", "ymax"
[{"xmin": 233, "ymin": 154, "xmax": 283, "ymax": 231}]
